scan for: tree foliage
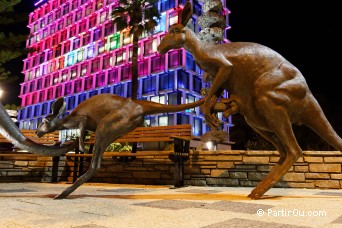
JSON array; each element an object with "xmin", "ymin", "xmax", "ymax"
[
  {"xmin": 0, "ymin": 0, "xmax": 28, "ymax": 81},
  {"xmin": 112, "ymin": 0, "xmax": 160, "ymax": 99}
]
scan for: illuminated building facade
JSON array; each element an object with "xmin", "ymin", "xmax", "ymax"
[{"xmin": 18, "ymin": 0, "xmax": 232, "ymax": 138}]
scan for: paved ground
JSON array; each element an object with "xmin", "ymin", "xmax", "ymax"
[{"xmin": 0, "ymin": 182, "xmax": 341, "ymax": 228}]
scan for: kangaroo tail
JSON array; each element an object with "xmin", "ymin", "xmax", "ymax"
[
  {"xmin": 0, "ymin": 103, "xmax": 78, "ymax": 156},
  {"xmin": 302, "ymin": 97, "xmax": 342, "ymax": 151},
  {"xmin": 136, "ymin": 98, "xmax": 205, "ymax": 115}
]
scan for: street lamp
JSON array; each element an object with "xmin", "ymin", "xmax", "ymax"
[{"xmin": 0, "ymin": 88, "xmax": 3, "ymax": 99}]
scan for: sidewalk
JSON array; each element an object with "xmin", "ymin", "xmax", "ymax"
[{"xmin": 0, "ymin": 182, "xmax": 341, "ymax": 228}]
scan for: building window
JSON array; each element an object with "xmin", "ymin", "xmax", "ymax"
[
  {"xmin": 97, "ymin": 40, "xmax": 106, "ymax": 54},
  {"xmin": 186, "ymin": 94, "xmax": 196, "ymax": 112},
  {"xmin": 64, "ymin": 41, "xmax": 71, "ymax": 53},
  {"xmin": 89, "ymin": 15, "xmax": 97, "ymax": 28},
  {"xmin": 115, "ymin": 50, "xmax": 126, "ymax": 65},
  {"xmin": 42, "ymin": 28, "xmax": 48, "ymax": 38},
  {"xmin": 168, "ymin": 50, "xmax": 182, "ymax": 68},
  {"xmin": 76, "ymin": 48, "xmax": 84, "ymax": 63},
  {"xmin": 55, "ymin": 45, "xmax": 62, "ymax": 57},
  {"xmin": 143, "ymin": 38, "xmax": 158, "ymax": 56},
  {"xmin": 79, "ymin": 21, "xmax": 87, "ymax": 33},
  {"xmin": 76, "ymin": 9, "xmax": 82, "ymax": 21},
  {"xmin": 44, "ymin": 75, "xmax": 51, "ymax": 87},
  {"xmin": 142, "ymin": 76, "xmax": 156, "ymax": 94},
  {"xmin": 138, "ymin": 59, "xmax": 148, "ymax": 77},
  {"xmin": 108, "ymin": 68, "xmax": 119, "ymax": 84},
  {"xmin": 71, "ymin": 66, "xmax": 78, "ymax": 79},
  {"xmin": 75, "ymin": 79, "xmax": 83, "ymax": 92},
  {"xmin": 100, "ymin": 10, "xmax": 107, "ymax": 23},
  {"xmin": 85, "ymin": 76, "xmax": 93, "ymax": 90},
  {"xmin": 193, "ymin": 117, "xmax": 202, "ymax": 136},
  {"xmin": 47, "ymin": 87, "xmax": 54, "ymax": 100},
  {"xmin": 66, "ymin": 15, "xmax": 72, "ymax": 26},
  {"xmin": 55, "ymin": 9, "xmax": 61, "ymax": 20},
  {"xmin": 168, "ymin": 91, "xmax": 181, "ymax": 105},
  {"xmin": 82, "ymin": 33, "xmax": 91, "ymax": 46},
  {"xmin": 93, "ymin": 28, "xmax": 102, "ymax": 42},
  {"xmin": 109, "ymin": 33, "xmax": 120, "ymax": 50},
  {"xmin": 47, "ymin": 14, "xmax": 53, "ymax": 24},
  {"xmin": 151, "ymin": 55, "xmax": 165, "ymax": 73},
  {"xmin": 91, "ymin": 58, "xmax": 100, "ymax": 73},
  {"xmin": 85, "ymin": 4, "xmax": 92, "ymax": 17},
  {"xmin": 36, "ymin": 79, "xmax": 42, "ymax": 90},
  {"xmin": 158, "ymin": 114, "xmax": 174, "ymax": 126},
  {"xmin": 86, "ymin": 44, "xmax": 95, "ymax": 59},
  {"xmin": 56, "ymin": 85, "xmax": 62, "ymax": 97},
  {"xmin": 193, "ymin": 75, "xmax": 201, "ymax": 93},
  {"xmin": 67, "ymin": 95, "xmax": 75, "ymax": 109},
  {"xmin": 113, "ymin": 84, "xmax": 124, "ymax": 96},
  {"xmin": 177, "ymin": 113, "xmax": 190, "ymax": 124},
  {"xmin": 73, "ymin": 38, "xmax": 81, "ymax": 50},
  {"xmin": 72, "ymin": 0, "xmax": 79, "ymax": 10},
  {"xmin": 100, "ymin": 87, "xmax": 110, "ymax": 94},
  {"xmin": 96, "ymin": 73, "xmax": 105, "ymax": 87},
  {"xmin": 61, "ymin": 70, "xmax": 68, "ymax": 82},
  {"xmin": 177, "ymin": 70, "xmax": 189, "ymax": 90},
  {"xmin": 161, "ymin": 0, "xmax": 175, "ymax": 12},
  {"xmin": 159, "ymin": 71, "xmax": 174, "ymax": 91},
  {"xmin": 151, "ymin": 95, "xmax": 165, "ymax": 104},
  {"xmin": 104, "ymin": 22, "xmax": 114, "ymax": 36},
  {"xmin": 103, "ymin": 54, "xmax": 112, "ymax": 69},
  {"xmin": 69, "ymin": 25, "xmax": 76, "ymax": 37},
  {"xmin": 62, "ymin": 3, "xmax": 70, "ymax": 15},
  {"xmin": 50, "ymin": 23, "xmax": 56, "ymax": 35},
  {"xmin": 121, "ymin": 64, "xmax": 132, "ymax": 80},
  {"xmin": 153, "ymin": 12, "xmax": 166, "ymax": 34},
  {"xmin": 96, "ymin": 0, "xmax": 104, "ymax": 9},
  {"xmin": 81, "ymin": 62, "xmax": 88, "ymax": 76},
  {"xmin": 186, "ymin": 52, "xmax": 195, "ymax": 72},
  {"xmin": 42, "ymin": 103, "xmax": 49, "ymax": 115},
  {"xmin": 53, "ymin": 73, "xmax": 59, "ymax": 84},
  {"xmin": 78, "ymin": 93, "xmax": 86, "ymax": 103},
  {"xmin": 65, "ymin": 82, "xmax": 73, "ymax": 95},
  {"xmin": 122, "ymin": 31, "xmax": 132, "ymax": 46},
  {"xmin": 168, "ymin": 9, "xmax": 179, "ymax": 27},
  {"xmin": 57, "ymin": 19, "xmax": 64, "ymax": 30},
  {"xmin": 193, "ymin": 0, "xmax": 202, "ymax": 16}
]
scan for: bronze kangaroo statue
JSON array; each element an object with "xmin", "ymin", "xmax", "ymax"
[
  {"xmin": 158, "ymin": 2, "xmax": 342, "ymax": 199},
  {"xmin": 36, "ymin": 93, "xmax": 204, "ymax": 199}
]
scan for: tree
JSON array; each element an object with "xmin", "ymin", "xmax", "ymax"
[
  {"xmin": 112, "ymin": 0, "xmax": 160, "ymax": 100},
  {"xmin": 0, "ymin": 0, "xmax": 28, "ymax": 82}
]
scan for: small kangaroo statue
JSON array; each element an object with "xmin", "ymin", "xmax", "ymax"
[{"xmin": 36, "ymin": 94, "xmax": 204, "ymax": 199}]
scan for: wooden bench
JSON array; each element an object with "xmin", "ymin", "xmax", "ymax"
[
  {"xmin": 0, "ymin": 130, "xmax": 61, "ymax": 182},
  {"xmin": 67, "ymin": 124, "xmax": 192, "ymax": 187}
]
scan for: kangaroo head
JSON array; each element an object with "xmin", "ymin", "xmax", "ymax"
[
  {"xmin": 36, "ymin": 97, "xmax": 66, "ymax": 137},
  {"xmin": 157, "ymin": 2, "xmax": 192, "ymax": 54}
]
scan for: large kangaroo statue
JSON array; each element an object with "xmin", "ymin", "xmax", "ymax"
[
  {"xmin": 0, "ymin": 102, "xmax": 78, "ymax": 156},
  {"xmin": 36, "ymin": 93, "xmax": 204, "ymax": 199},
  {"xmin": 158, "ymin": 2, "xmax": 342, "ymax": 199}
]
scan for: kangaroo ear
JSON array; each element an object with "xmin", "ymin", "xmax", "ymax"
[
  {"xmin": 51, "ymin": 97, "xmax": 66, "ymax": 117},
  {"xmin": 181, "ymin": 1, "xmax": 193, "ymax": 27},
  {"xmin": 42, "ymin": 118, "xmax": 50, "ymax": 123}
]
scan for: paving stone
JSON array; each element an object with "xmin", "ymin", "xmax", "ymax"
[
  {"xmin": 332, "ymin": 215, "xmax": 342, "ymax": 224},
  {"xmin": 202, "ymin": 218, "xmax": 310, "ymax": 228},
  {"xmin": 200, "ymin": 201, "xmax": 273, "ymax": 214},
  {"xmin": 176, "ymin": 189, "xmax": 222, "ymax": 194},
  {"xmin": 133, "ymin": 200, "xmax": 205, "ymax": 210}
]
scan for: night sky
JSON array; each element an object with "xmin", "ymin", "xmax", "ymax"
[{"xmin": 1, "ymin": 0, "xmax": 341, "ymax": 132}]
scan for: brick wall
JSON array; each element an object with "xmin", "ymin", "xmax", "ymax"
[{"xmin": 1, "ymin": 150, "xmax": 341, "ymax": 189}]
